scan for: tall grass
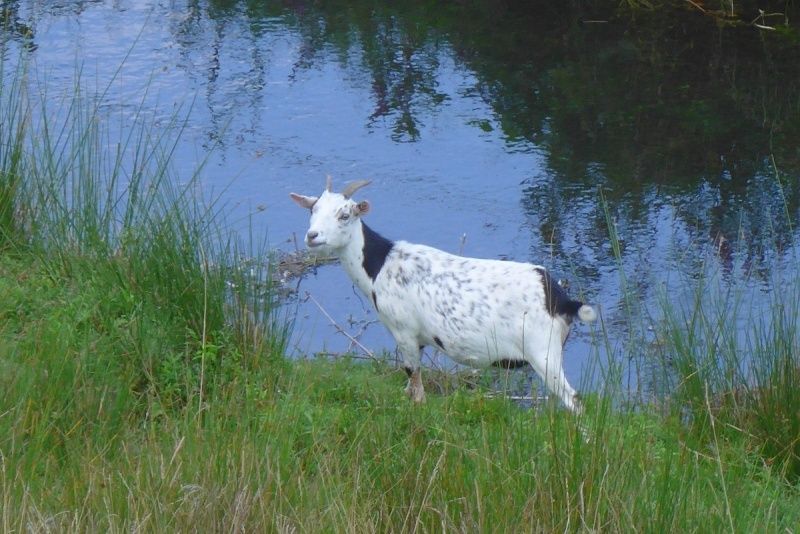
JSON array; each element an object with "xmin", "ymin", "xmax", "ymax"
[
  {"xmin": 0, "ymin": 58, "xmax": 27, "ymax": 248},
  {"xmin": 655, "ymin": 265, "xmax": 800, "ymax": 482},
  {"xmin": 0, "ymin": 48, "xmax": 290, "ymax": 528},
  {"xmin": 0, "ymin": 54, "xmax": 284, "ymax": 405},
  {"xmin": 601, "ymin": 175, "xmax": 800, "ymax": 484}
]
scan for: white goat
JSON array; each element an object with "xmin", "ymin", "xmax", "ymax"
[{"xmin": 290, "ymin": 177, "xmax": 596, "ymax": 411}]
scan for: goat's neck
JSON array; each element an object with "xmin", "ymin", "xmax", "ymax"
[
  {"xmin": 337, "ymin": 221, "xmax": 393, "ymax": 298},
  {"xmin": 338, "ymin": 221, "xmax": 374, "ymax": 296}
]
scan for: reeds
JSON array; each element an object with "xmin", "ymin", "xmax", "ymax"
[
  {"xmin": 0, "ymin": 53, "xmax": 284, "ymax": 405},
  {"xmin": 654, "ymin": 263, "xmax": 800, "ymax": 482}
]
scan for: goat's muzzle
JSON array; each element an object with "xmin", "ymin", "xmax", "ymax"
[{"xmin": 306, "ymin": 230, "xmax": 323, "ymax": 247}]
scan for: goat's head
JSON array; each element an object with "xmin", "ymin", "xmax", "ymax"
[{"xmin": 290, "ymin": 176, "xmax": 372, "ymax": 252}]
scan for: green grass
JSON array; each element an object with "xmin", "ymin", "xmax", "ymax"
[
  {"xmin": 0, "ymin": 254, "xmax": 798, "ymax": 531},
  {"xmin": 1, "ymin": 42, "xmax": 799, "ymax": 532}
]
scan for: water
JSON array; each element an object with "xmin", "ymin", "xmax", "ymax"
[{"xmin": 3, "ymin": 1, "xmax": 799, "ymax": 394}]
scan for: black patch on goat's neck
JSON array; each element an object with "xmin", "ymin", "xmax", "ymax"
[
  {"xmin": 361, "ymin": 223, "xmax": 394, "ymax": 281},
  {"xmin": 535, "ymin": 267, "xmax": 582, "ymax": 320},
  {"xmin": 433, "ymin": 336, "xmax": 445, "ymax": 351},
  {"xmin": 492, "ymin": 359, "xmax": 530, "ymax": 370}
]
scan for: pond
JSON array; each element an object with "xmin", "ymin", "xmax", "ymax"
[{"xmin": 3, "ymin": 0, "xmax": 799, "ymax": 397}]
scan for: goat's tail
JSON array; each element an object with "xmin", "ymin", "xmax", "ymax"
[{"xmin": 577, "ymin": 304, "xmax": 597, "ymax": 323}]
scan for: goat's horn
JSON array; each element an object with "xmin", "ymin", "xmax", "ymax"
[
  {"xmin": 341, "ymin": 180, "xmax": 372, "ymax": 199},
  {"xmin": 325, "ymin": 174, "xmax": 333, "ymax": 192}
]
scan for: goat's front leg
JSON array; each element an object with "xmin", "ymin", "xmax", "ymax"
[
  {"xmin": 406, "ymin": 368, "xmax": 425, "ymax": 403},
  {"xmin": 397, "ymin": 338, "xmax": 425, "ymax": 403}
]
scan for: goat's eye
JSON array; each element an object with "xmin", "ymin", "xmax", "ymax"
[{"xmin": 338, "ymin": 213, "xmax": 351, "ymax": 221}]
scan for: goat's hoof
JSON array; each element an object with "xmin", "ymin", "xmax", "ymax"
[{"xmin": 405, "ymin": 386, "xmax": 426, "ymax": 403}]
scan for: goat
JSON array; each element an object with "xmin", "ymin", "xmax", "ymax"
[{"xmin": 290, "ymin": 177, "xmax": 596, "ymax": 412}]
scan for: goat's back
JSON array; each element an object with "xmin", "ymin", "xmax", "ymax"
[{"xmin": 373, "ymin": 242, "xmax": 568, "ymax": 366}]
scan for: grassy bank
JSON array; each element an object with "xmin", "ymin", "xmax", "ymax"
[
  {"xmin": 1, "ymin": 50, "xmax": 799, "ymax": 533},
  {"xmin": 1, "ymin": 253, "xmax": 799, "ymax": 531}
]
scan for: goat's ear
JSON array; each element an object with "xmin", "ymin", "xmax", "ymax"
[
  {"xmin": 290, "ymin": 193, "xmax": 317, "ymax": 210},
  {"xmin": 355, "ymin": 200, "xmax": 370, "ymax": 216}
]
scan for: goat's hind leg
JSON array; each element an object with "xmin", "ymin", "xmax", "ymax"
[
  {"xmin": 530, "ymin": 341, "xmax": 581, "ymax": 413},
  {"xmin": 545, "ymin": 363, "xmax": 581, "ymax": 413}
]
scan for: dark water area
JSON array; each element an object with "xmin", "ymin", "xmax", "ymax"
[{"xmin": 3, "ymin": 1, "xmax": 799, "ymax": 395}]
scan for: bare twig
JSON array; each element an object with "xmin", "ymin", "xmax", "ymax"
[
  {"xmin": 484, "ymin": 392, "xmax": 549, "ymax": 402},
  {"xmin": 346, "ymin": 318, "xmax": 379, "ymax": 353},
  {"xmin": 313, "ymin": 350, "xmax": 381, "ymax": 362},
  {"xmin": 685, "ymin": 0, "xmax": 707, "ymax": 13},
  {"xmin": 305, "ymin": 291, "xmax": 378, "ymax": 362}
]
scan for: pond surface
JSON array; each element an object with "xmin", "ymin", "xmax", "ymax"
[{"xmin": 4, "ymin": 1, "xmax": 799, "ymax": 396}]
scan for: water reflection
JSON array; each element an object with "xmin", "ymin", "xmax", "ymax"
[
  {"xmin": 4, "ymin": 0, "xmax": 800, "ymax": 391},
  {"xmin": 187, "ymin": 0, "xmax": 800, "ymax": 268},
  {"xmin": 1, "ymin": 1, "xmax": 36, "ymax": 52},
  {"xmin": 170, "ymin": 2, "xmax": 272, "ymax": 152}
]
